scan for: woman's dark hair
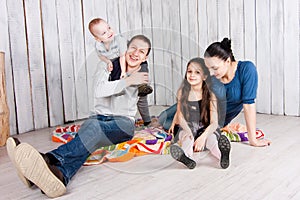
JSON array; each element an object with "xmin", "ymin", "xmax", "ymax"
[
  {"xmin": 179, "ymin": 57, "xmax": 212, "ymax": 128},
  {"xmin": 204, "ymin": 38, "xmax": 235, "ymax": 62},
  {"xmin": 127, "ymin": 35, "xmax": 151, "ymax": 56}
]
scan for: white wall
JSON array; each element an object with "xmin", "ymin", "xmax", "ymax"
[{"xmin": 1, "ymin": 0, "xmax": 299, "ymax": 134}]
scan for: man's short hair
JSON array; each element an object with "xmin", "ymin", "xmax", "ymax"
[{"xmin": 127, "ymin": 35, "xmax": 151, "ymax": 56}]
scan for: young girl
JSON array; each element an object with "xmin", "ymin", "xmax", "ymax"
[{"xmin": 169, "ymin": 58, "xmax": 231, "ymax": 169}]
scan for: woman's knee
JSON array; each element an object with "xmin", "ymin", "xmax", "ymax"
[{"xmin": 158, "ymin": 104, "xmax": 177, "ymax": 129}]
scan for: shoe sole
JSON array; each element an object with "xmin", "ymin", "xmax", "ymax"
[
  {"xmin": 14, "ymin": 143, "xmax": 66, "ymax": 198},
  {"xmin": 6, "ymin": 137, "xmax": 33, "ymax": 187},
  {"xmin": 218, "ymin": 135, "xmax": 231, "ymax": 169},
  {"xmin": 170, "ymin": 145, "xmax": 196, "ymax": 169}
]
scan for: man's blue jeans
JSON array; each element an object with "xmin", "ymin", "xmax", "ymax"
[{"xmin": 48, "ymin": 115, "xmax": 135, "ymax": 185}]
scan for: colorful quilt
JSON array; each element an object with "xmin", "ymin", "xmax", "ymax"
[
  {"xmin": 51, "ymin": 120, "xmax": 265, "ymax": 166},
  {"xmin": 221, "ymin": 123, "xmax": 265, "ymax": 142},
  {"xmin": 52, "ymin": 119, "xmax": 172, "ymax": 166},
  {"xmin": 84, "ymin": 127, "xmax": 172, "ymax": 165}
]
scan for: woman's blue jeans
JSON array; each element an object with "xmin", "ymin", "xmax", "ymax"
[
  {"xmin": 158, "ymin": 104, "xmax": 177, "ymax": 130},
  {"xmin": 48, "ymin": 115, "xmax": 135, "ymax": 185}
]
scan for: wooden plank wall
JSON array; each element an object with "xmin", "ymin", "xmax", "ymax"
[
  {"xmin": 0, "ymin": 0, "xmax": 17, "ymax": 135},
  {"xmin": 0, "ymin": 0, "xmax": 299, "ymax": 135}
]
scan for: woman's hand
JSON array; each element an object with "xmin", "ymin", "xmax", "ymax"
[
  {"xmin": 194, "ymin": 135, "xmax": 207, "ymax": 152},
  {"xmin": 243, "ymin": 104, "xmax": 272, "ymax": 147},
  {"xmin": 249, "ymin": 138, "xmax": 271, "ymax": 147}
]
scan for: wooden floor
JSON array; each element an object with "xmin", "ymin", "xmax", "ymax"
[{"xmin": 1, "ymin": 106, "xmax": 300, "ymax": 200}]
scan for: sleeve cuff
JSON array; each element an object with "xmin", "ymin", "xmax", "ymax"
[{"xmin": 243, "ymin": 99, "xmax": 255, "ymax": 104}]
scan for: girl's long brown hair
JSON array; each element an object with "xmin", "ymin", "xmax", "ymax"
[{"xmin": 179, "ymin": 57, "xmax": 212, "ymax": 128}]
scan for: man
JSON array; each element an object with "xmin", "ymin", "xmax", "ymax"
[{"xmin": 6, "ymin": 35, "xmax": 151, "ymax": 198}]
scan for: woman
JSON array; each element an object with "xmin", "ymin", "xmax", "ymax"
[{"xmin": 159, "ymin": 38, "xmax": 271, "ymax": 147}]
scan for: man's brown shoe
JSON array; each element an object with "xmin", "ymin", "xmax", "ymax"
[
  {"xmin": 15, "ymin": 143, "xmax": 66, "ymax": 198},
  {"xmin": 6, "ymin": 137, "xmax": 34, "ymax": 187}
]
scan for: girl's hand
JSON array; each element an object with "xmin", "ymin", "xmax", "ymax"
[
  {"xmin": 249, "ymin": 138, "xmax": 271, "ymax": 147},
  {"xmin": 168, "ymin": 113, "xmax": 179, "ymax": 134},
  {"xmin": 168, "ymin": 123, "xmax": 176, "ymax": 134},
  {"xmin": 194, "ymin": 135, "xmax": 207, "ymax": 152}
]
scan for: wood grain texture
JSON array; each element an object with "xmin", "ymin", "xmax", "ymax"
[
  {"xmin": 0, "ymin": 53, "xmax": 9, "ymax": 146},
  {"xmin": 188, "ymin": 0, "xmax": 199, "ymax": 58},
  {"xmin": 125, "ymin": 0, "xmax": 142, "ymax": 38},
  {"xmin": 206, "ymin": 0, "xmax": 218, "ymax": 45},
  {"xmin": 56, "ymin": 0, "xmax": 77, "ymax": 121},
  {"xmin": 230, "ymin": 0, "xmax": 244, "ymax": 60},
  {"xmin": 6, "ymin": 0, "xmax": 34, "ymax": 133},
  {"xmin": 151, "ymin": 0, "xmax": 165, "ymax": 105},
  {"xmin": 270, "ymin": 0, "xmax": 284, "ymax": 115},
  {"xmin": 1, "ymin": 0, "xmax": 300, "ymax": 134},
  {"xmin": 82, "ymin": 0, "xmax": 98, "ymax": 114},
  {"xmin": 180, "ymin": 0, "xmax": 190, "ymax": 75},
  {"xmin": 106, "ymin": 0, "xmax": 120, "ymax": 34},
  {"xmin": 41, "ymin": 0, "xmax": 64, "ymax": 126},
  {"xmin": 198, "ymin": 0, "xmax": 208, "ymax": 57},
  {"xmin": 243, "ymin": 0, "xmax": 256, "ymax": 62},
  {"xmin": 256, "ymin": 0, "xmax": 271, "ymax": 114},
  {"xmin": 118, "ymin": 0, "xmax": 128, "ymax": 35},
  {"xmin": 69, "ymin": 0, "xmax": 89, "ymax": 119},
  {"xmin": 0, "ymin": 0, "xmax": 17, "ymax": 135},
  {"xmin": 283, "ymin": 0, "xmax": 300, "ymax": 116},
  {"xmin": 217, "ymin": 0, "xmax": 230, "ymax": 41},
  {"xmin": 170, "ymin": 0, "xmax": 182, "ymax": 104},
  {"xmin": 162, "ymin": 0, "xmax": 173, "ymax": 105},
  {"xmin": 24, "ymin": 0, "xmax": 48, "ymax": 129},
  {"xmin": 1, "ymin": 107, "xmax": 300, "ymax": 199},
  {"xmin": 141, "ymin": 0, "xmax": 155, "ymax": 105}
]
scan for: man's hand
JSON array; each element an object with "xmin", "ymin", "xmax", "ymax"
[{"xmin": 125, "ymin": 72, "xmax": 149, "ymax": 86}]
